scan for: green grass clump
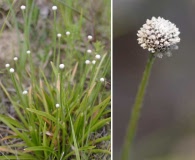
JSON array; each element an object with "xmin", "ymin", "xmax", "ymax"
[{"xmin": 0, "ymin": 0, "xmax": 110, "ymax": 159}]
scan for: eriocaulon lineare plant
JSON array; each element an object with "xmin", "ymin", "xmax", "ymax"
[
  {"xmin": 0, "ymin": 1, "xmax": 111, "ymax": 160},
  {"xmin": 121, "ymin": 17, "xmax": 180, "ymax": 160}
]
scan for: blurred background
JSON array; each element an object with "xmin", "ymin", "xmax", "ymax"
[{"xmin": 113, "ymin": 0, "xmax": 195, "ymax": 159}]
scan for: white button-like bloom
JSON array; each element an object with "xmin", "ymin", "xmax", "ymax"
[
  {"xmin": 52, "ymin": 6, "xmax": 57, "ymax": 11},
  {"xmin": 26, "ymin": 50, "xmax": 31, "ymax": 54},
  {"xmin": 87, "ymin": 49, "xmax": 92, "ymax": 54},
  {"xmin": 92, "ymin": 60, "xmax": 96, "ymax": 64},
  {"xmin": 85, "ymin": 60, "xmax": 91, "ymax": 64},
  {"xmin": 13, "ymin": 57, "xmax": 18, "ymax": 61},
  {"xmin": 59, "ymin": 64, "xmax": 65, "ymax": 69},
  {"xmin": 56, "ymin": 104, "xmax": 60, "ymax": 108},
  {"xmin": 57, "ymin": 33, "xmax": 62, "ymax": 38},
  {"xmin": 10, "ymin": 68, "xmax": 14, "ymax": 73},
  {"xmin": 87, "ymin": 35, "xmax": 93, "ymax": 40},
  {"xmin": 95, "ymin": 54, "xmax": 101, "ymax": 59},
  {"xmin": 100, "ymin": 78, "xmax": 105, "ymax": 82},
  {"xmin": 66, "ymin": 31, "xmax": 70, "ymax": 36},
  {"xmin": 5, "ymin": 64, "xmax": 10, "ymax": 68},
  {"xmin": 137, "ymin": 17, "xmax": 180, "ymax": 58},
  {"xmin": 22, "ymin": 90, "xmax": 28, "ymax": 95},
  {"xmin": 20, "ymin": 5, "xmax": 26, "ymax": 10}
]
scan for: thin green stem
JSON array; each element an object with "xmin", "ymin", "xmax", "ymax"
[
  {"xmin": 53, "ymin": 11, "xmax": 57, "ymax": 63},
  {"xmin": 121, "ymin": 53, "xmax": 155, "ymax": 160}
]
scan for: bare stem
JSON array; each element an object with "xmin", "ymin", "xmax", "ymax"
[{"xmin": 121, "ymin": 53, "xmax": 155, "ymax": 160}]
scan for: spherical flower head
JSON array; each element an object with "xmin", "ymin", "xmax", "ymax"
[
  {"xmin": 13, "ymin": 57, "xmax": 18, "ymax": 61},
  {"xmin": 100, "ymin": 78, "xmax": 105, "ymax": 82},
  {"xmin": 66, "ymin": 31, "xmax": 70, "ymax": 36},
  {"xmin": 137, "ymin": 17, "xmax": 180, "ymax": 58},
  {"xmin": 92, "ymin": 60, "xmax": 96, "ymax": 64},
  {"xmin": 87, "ymin": 35, "xmax": 93, "ymax": 40},
  {"xmin": 85, "ymin": 60, "xmax": 91, "ymax": 64},
  {"xmin": 26, "ymin": 50, "xmax": 31, "ymax": 54},
  {"xmin": 87, "ymin": 49, "xmax": 92, "ymax": 54},
  {"xmin": 9, "ymin": 68, "xmax": 14, "ymax": 73},
  {"xmin": 59, "ymin": 64, "xmax": 65, "ymax": 69},
  {"xmin": 57, "ymin": 33, "xmax": 62, "ymax": 38},
  {"xmin": 56, "ymin": 104, "xmax": 60, "ymax": 108},
  {"xmin": 22, "ymin": 90, "xmax": 28, "ymax": 95},
  {"xmin": 5, "ymin": 64, "xmax": 10, "ymax": 68},
  {"xmin": 95, "ymin": 54, "xmax": 101, "ymax": 59},
  {"xmin": 20, "ymin": 5, "xmax": 26, "ymax": 10},
  {"xmin": 52, "ymin": 6, "xmax": 57, "ymax": 11}
]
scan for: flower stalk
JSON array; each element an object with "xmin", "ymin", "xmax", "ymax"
[{"xmin": 121, "ymin": 53, "xmax": 155, "ymax": 160}]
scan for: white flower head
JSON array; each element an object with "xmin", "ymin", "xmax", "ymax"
[
  {"xmin": 59, "ymin": 64, "xmax": 65, "ymax": 69},
  {"xmin": 9, "ymin": 68, "xmax": 14, "ymax": 73},
  {"xmin": 26, "ymin": 50, "xmax": 31, "ymax": 54},
  {"xmin": 85, "ymin": 60, "xmax": 91, "ymax": 64},
  {"xmin": 56, "ymin": 104, "xmax": 60, "ymax": 108},
  {"xmin": 52, "ymin": 6, "xmax": 57, "ymax": 11},
  {"xmin": 22, "ymin": 90, "xmax": 28, "ymax": 95},
  {"xmin": 87, "ymin": 35, "xmax": 93, "ymax": 40},
  {"xmin": 5, "ymin": 64, "xmax": 10, "ymax": 68},
  {"xmin": 87, "ymin": 49, "xmax": 92, "ymax": 54},
  {"xmin": 20, "ymin": 5, "xmax": 26, "ymax": 10},
  {"xmin": 57, "ymin": 33, "xmax": 62, "ymax": 38},
  {"xmin": 92, "ymin": 60, "xmax": 96, "ymax": 64},
  {"xmin": 13, "ymin": 57, "xmax": 18, "ymax": 61},
  {"xmin": 137, "ymin": 17, "xmax": 180, "ymax": 58},
  {"xmin": 100, "ymin": 78, "xmax": 105, "ymax": 82},
  {"xmin": 95, "ymin": 54, "xmax": 101, "ymax": 59},
  {"xmin": 66, "ymin": 31, "xmax": 70, "ymax": 36}
]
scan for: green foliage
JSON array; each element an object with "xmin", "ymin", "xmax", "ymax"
[{"xmin": 0, "ymin": 0, "xmax": 110, "ymax": 159}]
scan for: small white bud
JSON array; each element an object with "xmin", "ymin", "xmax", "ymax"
[
  {"xmin": 22, "ymin": 90, "xmax": 28, "ymax": 95},
  {"xmin": 52, "ymin": 6, "xmax": 57, "ymax": 11},
  {"xmin": 87, "ymin": 35, "xmax": 93, "ymax": 40},
  {"xmin": 100, "ymin": 78, "xmax": 105, "ymax": 82},
  {"xmin": 59, "ymin": 64, "xmax": 65, "ymax": 69},
  {"xmin": 56, "ymin": 104, "xmax": 60, "ymax": 108},
  {"xmin": 26, "ymin": 50, "xmax": 31, "ymax": 54},
  {"xmin": 95, "ymin": 54, "xmax": 101, "ymax": 59},
  {"xmin": 20, "ymin": 5, "xmax": 26, "ymax": 10},
  {"xmin": 66, "ymin": 31, "xmax": 70, "ymax": 36},
  {"xmin": 13, "ymin": 57, "xmax": 18, "ymax": 61},
  {"xmin": 57, "ymin": 33, "xmax": 62, "ymax": 38},
  {"xmin": 9, "ymin": 68, "xmax": 14, "ymax": 73},
  {"xmin": 92, "ymin": 60, "xmax": 96, "ymax": 64},
  {"xmin": 87, "ymin": 49, "xmax": 92, "ymax": 54},
  {"xmin": 5, "ymin": 64, "xmax": 10, "ymax": 68},
  {"xmin": 85, "ymin": 60, "xmax": 91, "ymax": 64}
]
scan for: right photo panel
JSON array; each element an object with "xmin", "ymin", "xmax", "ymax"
[{"xmin": 113, "ymin": 0, "xmax": 195, "ymax": 159}]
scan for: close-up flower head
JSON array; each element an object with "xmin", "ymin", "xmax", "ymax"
[{"xmin": 137, "ymin": 17, "xmax": 180, "ymax": 58}]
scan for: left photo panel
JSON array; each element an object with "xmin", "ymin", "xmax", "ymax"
[{"xmin": 0, "ymin": 0, "xmax": 111, "ymax": 159}]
